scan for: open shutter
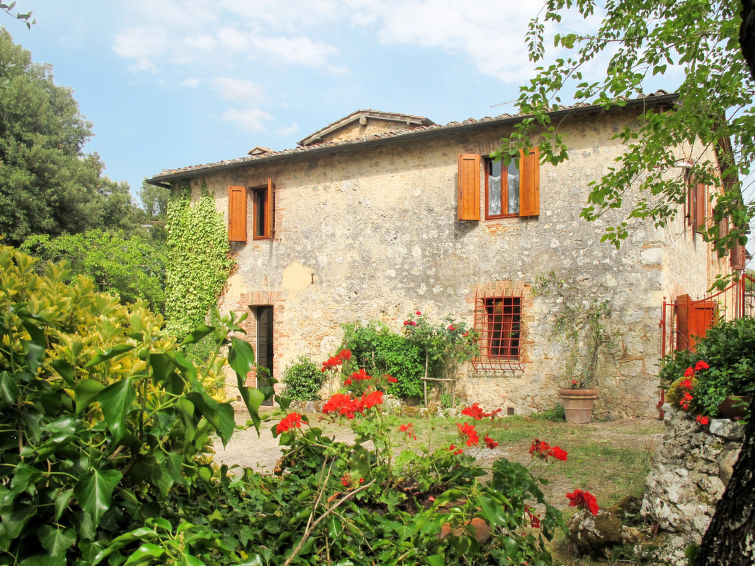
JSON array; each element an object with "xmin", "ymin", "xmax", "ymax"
[
  {"xmin": 518, "ymin": 148, "xmax": 540, "ymax": 217},
  {"xmin": 265, "ymin": 178, "xmax": 274, "ymax": 238},
  {"xmin": 731, "ymin": 242, "xmax": 745, "ymax": 270},
  {"xmin": 675, "ymin": 294, "xmax": 691, "ymax": 351},
  {"xmin": 457, "ymin": 154, "xmax": 480, "ymax": 221},
  {"xmin": 694, "ymin": 183, "xmax": 706, "ymax": 233},
  {"xmin": 228, "ymin": 185, "xmax": 247, "ymax": 242},
  {"xmin": 689, "ymin": 300, "xmax": 716, "ymax": 350}
]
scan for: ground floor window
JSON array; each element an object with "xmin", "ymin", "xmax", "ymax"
[{"xmin": 472, "ymin": 290, "xmax": 524, "ymax": 371}]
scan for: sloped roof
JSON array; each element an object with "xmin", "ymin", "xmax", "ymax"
[
  {"xmin": 297, "ymin": 109, "xmax": 435, "ymax": 146},
  {"xmin": 147, "ymin": 91, "xmax": 677, "ymax": 186}
]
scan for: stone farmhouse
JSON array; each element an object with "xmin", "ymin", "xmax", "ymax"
[{"xmin": 148, "ymin": 91, "xmax": 741, "ymax": 418}]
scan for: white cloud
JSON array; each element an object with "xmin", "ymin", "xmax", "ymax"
[
  {"xmin": 222, "ymin": 108, "xmax": 273, "ymax": 132},
  {"xmin": 112, "ymin": 27, "xmax": 170, "ymax": 72},
  {"xmin": 181, "ymin": 78, "xmax": 200, "ymax": 89},
  {"xmin": 249, "ymin": 35, "xmax": 339, "ymax": 68},
  {"xmin": 276, "ymin": 122, "xmax": 300, "ymax": 136},
  {"xmin": 211, "ymin": 78, "xmax": 265, "ymax": 105}
]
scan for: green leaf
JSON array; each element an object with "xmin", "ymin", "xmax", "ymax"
[
  {"xmin": 74, "ymin": 379, "xmax": 106, "ymax": 414},
  {"xmin": 10, "ymin": 463, "xmax": 42, "ymax": 496},
  {"xmin": 426, "ymin": 557, "xmax": 444, "ymax": 566},
  {"xmin": 180, "ymin": 556, "xmax": 206, "ymax": 566},
  {"xmin": 54, "ymin": 489, "xmax": 73, "ymax": 521},
  {"xmin": 51, "ymin": 359, "xmax": 74, "ymax": 384},
  {"xmin": 98, "ymin": 378, "xmax": 136, "ymax": 443},
  {"xmin": 229, "ymin": 337, "xmax": 266, "ymax": 431},
  {"xmin": 85, "ymin": 344, "xmax": 135, "ymax": 368},
  {"xmin": 0, "ymin": 502, "xmax": 36, "ymax": 539},
  {"xmin": 0, "ymin": 371, "xmax": 19, "ymax": 405},
  {"xmin": 18, "ymin": 556, "xmax": 66, "ymax": 566},
  {"xmin": 74, "ymin": 468, "xmax": 122, "ymax": 529},
  {"xmin": 181, "ymin": 324, "xmax": 214, "ymax": 345},
  {"xmin": 38, "ymin": 525, "xmax": 76, "ymax": 557},
  {"xmin": 124, "ymin": 543, "xmax": 164, "ymax": 565}
]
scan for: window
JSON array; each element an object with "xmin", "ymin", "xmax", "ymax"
[
  {"xmin": 684, "ymin": 168, "xmax": 706, "ymax": 234},
  {"xmin": 227, "ymin": 178, "xmax": 274, "ymax": 242},
  {"xmin": 472, "ymin": 291, "xmax": 524, "ymax": 371},
  {"xmin": 457, "ymin": 148, "xmax": 539, "ymax": 221}
]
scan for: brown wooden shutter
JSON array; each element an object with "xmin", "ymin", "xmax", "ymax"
[
  {"xmin": 457, "ymin": 154, "xmax": 480, "ymax": 221},
  {"xmin": 518, "ymin": 148, "xmax": 540, "ymax": 217},
  {"xmin": 228, "ymin": 185, "xmax": 247, "ymax": 242},
  {"xmin": 265, "ymin": 178, "xmax": 274, "ymax": 238},
  {"xmin": 689, "ymin": 300, "xmax": 716, "ymax": 350},
  {"xmin": 675, "ymin": 294, "xmax": 691, "ymax": 351},
  {"xmin": 694, "ymin": 183, "xmax": 706, "ymax": 233},
  {"xmin": 731, "ymin": 242, "xmax": 745, "ymax": 270}
]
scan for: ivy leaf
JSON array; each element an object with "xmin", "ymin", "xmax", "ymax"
[
  {"xmin": 0, "ymin": 370, "xmax": 19, "ymax": 405},
  {"xmin": 98, "ymin": 378, "xmax": 136, "ymax": 444},
  {"xmin": 37, "ymin": 525, "xmax": 76, "ymax": 557},
  {"xmin": 54, "ymin": 489, "xmax": 73, "ymax": 521},
  {"xmin": 74, "ymin": 379, "xmax": 105, "ymax": 415},
  {"xmin": 18, "ymin": 556, "xmax": 66, "ymax": 566},
  {"xmin": 74, "ymin": 468, "xmax": 122, "ymax": 529},
  {"xmin": 181, "ymin": 324, "xmax": 214, "ymax": 345},
  {"xmin": 123, "ymin": 543, "xmax": 164, "ymax": 565},
  {"xmin": 85, "ymin": 344, "xmax": 134, "ymax": 368}
]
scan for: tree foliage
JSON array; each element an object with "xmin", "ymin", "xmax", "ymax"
[
  {"xmin": 498, "ymin": 0, "xmax": 753, "ymax": 254},
  {"xmin": 19, "ymin": 229, "xmax": 168, "ymax": 313},
  {"xmin": 0, "ymin": 28, "xmax": 140, "ymax": 245}
]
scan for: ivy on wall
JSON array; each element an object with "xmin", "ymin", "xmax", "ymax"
[{"xmin": 165, "ymin": 182, "xmax": 234, "ymax": 337}]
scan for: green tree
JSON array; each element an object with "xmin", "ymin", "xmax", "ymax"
[
  {"xmin": 0, "ymin": 28, "xmax": 140, "ymax": 245},
  {"xmin": 20, "ymin": 229, "xmax": 168, "ymax": 313},
  {"xmin": 498, "ymin": 0, "xmax": 752, "ymax": 256},
  {"xmin": 139, "ymin": 180, "xmax": 170, "ymax": 220}
]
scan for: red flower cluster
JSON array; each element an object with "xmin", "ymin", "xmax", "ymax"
[
  {"xmin": 695, "ymin": 360, "xmax": 710, "ymax": 371},
  {"xmin": 684, "ymin": 366, "xmax": 694, "ymax": 377},
  {"xmin": 399, "ymin": 422, "xmax": 417, "ymax": 440},
  {"xmin": 456, "ymin": 422, "xmax": 479, "ymax": 447},
  {"xmin": 322, "ymin": 390, "xmax": 384, "ymax": 419},
  {"xmin": 680, "ymin": 390, "xmax": 693, "ymax": 411},
  {"xmin": 275, "ymin": 412, "xmax": 303, "ymax": 434},
  {"xmin": 448, "ymin": 444, "xmax": 463, "ymax": 455},
  {"xmin": 696, "ymin": 414, "xmax": 710, "ymax": 426},
  {"xmin": 403, "ymin": 320, "xmax": 417, "ymax": 327},
  {"xmin": 343, "ymin": 368, "xmax": 372, "ymax": 386},
  {"xmin": 321, "ymin": 349, "xmax": 352, "ymax": 372},
  {"xmin": 566, "ymin": 489, "xmax": 599, "ymax": 515},
  {"xmin": 385, "ymin": 374, "xmax": 398, "ymax": 384},
  {"xmin": 484, "ymin": 435, "xmax": 499, "ymax": 449},
  {"xmin": 448, "ymin": 324, "xmax": 456, "ymax": 331},
  {"xmin": 524, "ymin": 505, "xmax": 541, "ymax": 528},
  {"xmin": 415, "ymin": 311, "xmax": 422, "ymax": 316},
  {"xmin": 461, "ymin": 403, "xmax": 502, "ymax": 421},
  {"xmin": 341, "ymin": 472, "xmax": 364, "ymax": 487},
  {"xmin": 529, "ymin": 438, "xmax": 568, "ymax": 461}
]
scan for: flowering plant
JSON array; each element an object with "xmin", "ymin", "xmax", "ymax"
[{"xmin": 566, "ymin": 489, "xmax": 600, "ymax": 515}]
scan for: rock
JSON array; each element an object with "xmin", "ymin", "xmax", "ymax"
[
  {"xmin": 567, "ymin": 509, "xmax": 622, "ymax": 558},
  {"xmin": 709, "ymin": 418, "xmax": 745, "ymax": 440},
  {"xmin": 718, "ymin": 446, "xmax": 742, "ymax": 485},
  {"xmin": 620, "ymin": 526, "xmax": 643, "ymax": 544},
  {"xmin": 381, "ymin": 394, "xmax": 401, "ymax": 413}
]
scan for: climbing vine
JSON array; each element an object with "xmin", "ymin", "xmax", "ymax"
[{"xmin": 165, "ymin": 182, "xmax": 233, "ymax": 338}]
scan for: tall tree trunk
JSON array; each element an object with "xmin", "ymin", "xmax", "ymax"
[
  {"xmin": 693, "ymin": 396, "xmax": 754, "ymax": 565},
  {"xmin": 741, "ymin": 0, "xmax": 755, "ymax": 80}
]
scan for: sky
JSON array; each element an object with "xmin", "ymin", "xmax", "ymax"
[{"xmin": 1, "ymin": 1, "xmax": 753, "ymax": 259}]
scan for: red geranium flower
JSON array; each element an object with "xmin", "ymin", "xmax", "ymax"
[
  {"xmin": 529, "ymin": 438, "xmax": 568, "ymax": 461},
  {"xmin": 566, "ymin": 489, "xmax": 599, "ymax": 515},
  {"xmin": 338, "ymin": 349, "xmax": 352, "ymax": 361},
  {"xmin": 351, "ymin": 368, "xmax": 372, "ymax": 381},
  {"xmin": 385, "ymin": 374, "xmax": 397, "ymax": 383},
  {"xmin": 276, "ymin": 412, "xmax": 303, "ymax": 434},
  {"xmin": 461, "ymin": 403, "xmax": 487, "ymax": 421},
  {"xmin": 323, "ymin": 393, "xmax": 359, "ymax": 419},
  {"xmin": 360, "ymin": 390, "xmax": 383, "ymax": 409},
  {"xmin": 341, "ymin": 473, "xmax": 351, "ymax": 487},
  {"xmin": 695, "ymin": 360, "xmax": 710, "ymax": 371},
  {"xmin": 681, "ymin": 378, "xmax": 693, "ymax": 390},
  {"xmin": 484, "ymin": 435, "xmax": 499, "ymax": 449},
  {"xmin": 489, "ymin": 408, "xmax": 503, "ymax": 420},
  {"xmin": 415, "ymin": 311, "xmax": 422, "ymax": 316},
  {"xmin": 322, "ymin": 356, "xmax": 343, "ymax": 371},
  {"xmin": 448, "ymin": 324, "xmax": 456, "ymax": 331},
  {"xmin": 457, "ymin": 422, "xmax": 479, "ymax": 447},
  {"xmin": 696, "ymin": 415, "xmax": 710, "ymax": 425},
  {"xmin": 399, "ymin": 423, "xmax": 417, "ymax": 440},
  {"xmin": 684, "ymin": 366, "xmax": 694, "ymax": 377},
  {"xmin": 343, "ymin": 377, "xmax": 352, "ymax": 386},
  {"xmin": 524, "ymin": 506, "xmax": 541, "ymax": 528}
]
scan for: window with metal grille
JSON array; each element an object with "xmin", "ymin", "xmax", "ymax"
[{"xmin": 472, "ymin": 294, "xmax": 523, "ymax": 371}]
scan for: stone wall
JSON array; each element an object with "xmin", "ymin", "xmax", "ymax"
[
  {"xmin": 182, "ymin": 106, "xmax": 730, "ymax": 418},
  {"xmin": 639, "ymin": 404, "xmax": 744, "ymax": 564}
]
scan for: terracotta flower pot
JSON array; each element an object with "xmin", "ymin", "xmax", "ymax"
[
  {"xmin": 559, "ymin": 388, "xmax": 598, "ymax": 424},
  {"xmin": 717, "ymin": 395, "xmax": 751, "ymax": 420}
]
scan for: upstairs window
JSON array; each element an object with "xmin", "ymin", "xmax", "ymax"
[
  {"xmin": 457, "ymin": 148, "xmax": 539, "ymax": 221},
  {"xmin": 253, "ymin": 178, "xmax": 274, "ymax": 240},
  {"xmin": 228, "ymin": 178, "xmax": 274, "ymax": 242}
]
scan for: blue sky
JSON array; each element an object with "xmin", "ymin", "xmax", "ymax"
[{"xmin": 2, "ymin": 1, "xmax": 753, "ymax": 261}]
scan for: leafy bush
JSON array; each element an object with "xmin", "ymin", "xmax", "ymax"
[
  {"xmin": 342, "ymin": 321, "xmax": 425, "ymax": 399},
  {"xmin": 282, "ymin": 356, "xmax": 324, "ymax": 400},
  {"xmin": 0, "ymin": 245, "xmax": 267, "ymax": 565},
  {"xmin": 660, "ymin": 317, "xmax": 755, "ymax": 416},
  {"xmin": 20, "ymin": 228, "xmax": 167, "ymax": 313}
]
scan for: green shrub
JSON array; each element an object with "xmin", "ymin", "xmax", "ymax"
[
  {"xmin": 282, "ymin": 356, "xmax": 324, "ymax": 400},
  {"xmin": 660, "ymin": 317, "xmax": 755, "ymax": 416}
]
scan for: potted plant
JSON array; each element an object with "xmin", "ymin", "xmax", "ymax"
[{"xmin": 534, "ymin": 272, "xmax": 615, "ymax": 423}]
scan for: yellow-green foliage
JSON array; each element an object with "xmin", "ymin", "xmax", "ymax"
[
  {"xmin": 665, "ymin": 376, "xmax": 697, "ymax": 406},
  {"xmin": 0, "ymin": 245, "xmax": 225, "ymax": 397}
]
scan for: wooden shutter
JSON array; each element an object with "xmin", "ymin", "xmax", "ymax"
[
  {"xmin": 457, "ymin": 154, "xmax": 480, "ymax": 221},
  {"xmin": 731, "ymin": 242, "xmax": 745, "ymax": 270},
  {"xmin": 228, "ymin": 185, "xmax": 247, "ymax": 242},
  {"xmin": 694, "ymin": 183, "xmax": 706, "ymax": 234},
  {"xmin": 675, "ymin": 294, "xmax": 716, "ymax": 352},
  {"xmin": 265, "ymin": 177, "xmax": 274, "ymax": 238},
  {"xmin": 518, "ymin": 148, "xmax": 540, "ymax": 217},
  {"xmin": 675, "ymin": 294, "xmax": 691, "ymax": 351}
]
